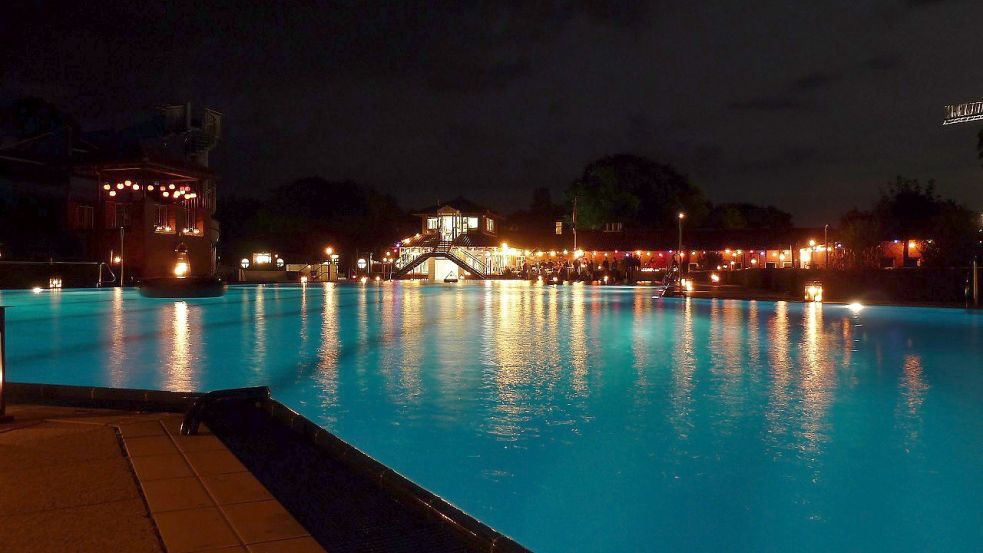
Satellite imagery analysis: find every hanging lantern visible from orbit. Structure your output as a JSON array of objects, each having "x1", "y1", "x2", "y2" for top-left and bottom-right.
[
  {"x1": 173, "y1": 242, "x2": 190, "y2": 278},
  {"x1": 116, "y1": 183, "x2": 124, "y2": 189},
  {"x1": 102, "y1": 183, "x2": 111, "y2": 190}
]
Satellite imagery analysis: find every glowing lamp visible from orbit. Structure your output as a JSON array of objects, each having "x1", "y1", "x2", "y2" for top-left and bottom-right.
[
  {"x1": 113, "y1": 256, "x2": 122, "y2": 264},
  {"x1": 116, "y1": 183, "x2": 124, "y2": 189},
  {"x1": 102, "y1": 183, "x2": 111, "y2": 190},
  {"x1": 240, "y1": 258, "x2": 250, "y2": 269},
  {"x1": 32, "y1": 286, "x2": 43, "y2": 294},
  {"x1": 804, "y1": 281, "x2": 823, "y2": 302},
  {"x1": 300, "y1": 276, "x2": 308, "y2": 284},
  {"x1": 710, "y1": 273, "x2": 720, "y2": 283},
  {"x1": 276, "y1": 258, "x2": 285, "y2": 268},
  {"x1": 147, "y1": 185, "x2": 155, "y2": 191},
  {"x1": 325, "y1": 247, "x2": 334, "y2": 256},
  {"x1": 173, "y1": 243, "x2": 190, "y2": 278},
  {"x1": 162, "y1": 191, "x2": 169, "y2": 197},
  {"x1": 132, "y1": 184, "x2": 140, "y2": 190},
  {"x1": 360, "y1": 276, "x2": 368, "y2": 284},
  {"x1": 109, "y1": 190, "x2": 117, "y2": 197},
  {"x1": 124, "y1": 180, "x2": 131, "y2": 186},
  {"x1": 847, "y1": 302, "x2": 864, "y2": 313},
  {"x1": 357, "y1": 258, "x2": 367, "y2": 270},
  {"x1": 169, "y1": 184, "x2": 176, "y2": 190}
]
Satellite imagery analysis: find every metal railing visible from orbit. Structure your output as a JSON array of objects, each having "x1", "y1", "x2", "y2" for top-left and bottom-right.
[{"x1": 450, "y1": 246, "x2": 487, "y2": 275}]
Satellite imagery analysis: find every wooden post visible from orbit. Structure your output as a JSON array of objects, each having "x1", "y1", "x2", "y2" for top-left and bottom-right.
[
  {"x1": 974, "y1": 260, "x2": 979, "y2": 308},
  {"x1": 0, "y1": 306, "x2": 9, "y2": 421}
]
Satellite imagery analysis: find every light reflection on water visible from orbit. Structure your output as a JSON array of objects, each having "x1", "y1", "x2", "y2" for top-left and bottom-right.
[{"x1": 3, "y1": 283, "x2": 983, "y2": 552}]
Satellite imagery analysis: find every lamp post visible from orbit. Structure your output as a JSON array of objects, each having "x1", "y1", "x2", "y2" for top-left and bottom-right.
[
  {"x1": 678, "y1": 212, "x2": 685, "y2": 273},
  {"x1": 824, "y1": 224, "x2": 830, "y2": 269},
  {"x1": 119, "y1": 226, "x2": 124, "y2": 287}
]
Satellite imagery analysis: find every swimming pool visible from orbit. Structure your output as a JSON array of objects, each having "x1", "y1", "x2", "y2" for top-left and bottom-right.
[{"x1": 2, "y1": 283, "x2": 981, "y2": 552}]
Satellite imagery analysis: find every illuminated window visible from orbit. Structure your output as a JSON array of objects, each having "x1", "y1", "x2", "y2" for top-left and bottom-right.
[
  {"x1": 253, "y1": 252, "x2": 273, "y2": 265},
  {"x1": 468, "y1": 217, "x2": 479, "y2": 229},
  {"x1": 486, "y1": 218, "x2": 495, "y2": 232},
  {"x1": 603, "y1": 222, "x2": 623, "y2": 232},
  {"x1": 427, "y1": 217, "x2": 438, "y2": 230},
  {"x1": 555, "y1": 221, "x2": 563, "y2": 235},
  {"x1": 154, "y1": 204, "x2": 174, "y2": 232}
]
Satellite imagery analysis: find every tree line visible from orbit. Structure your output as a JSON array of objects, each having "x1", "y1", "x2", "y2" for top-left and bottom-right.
[{"x1": 217, "y1": 152, "x2": 981, "y2": 269}]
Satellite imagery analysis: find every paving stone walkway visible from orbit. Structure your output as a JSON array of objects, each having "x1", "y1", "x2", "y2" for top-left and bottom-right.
[{"x1": 0, "y1": 404, "x2": 325, "y2": 553}]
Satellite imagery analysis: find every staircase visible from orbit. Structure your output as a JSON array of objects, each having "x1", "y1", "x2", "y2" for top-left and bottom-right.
[{"x1": 393, "y1": 239, "x2": 487, "y2": 279}]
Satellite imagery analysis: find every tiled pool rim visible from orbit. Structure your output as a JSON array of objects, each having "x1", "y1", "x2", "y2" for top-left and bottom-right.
[{"x1": 6, "y1": 381, "x2": 531, "y2": 553}]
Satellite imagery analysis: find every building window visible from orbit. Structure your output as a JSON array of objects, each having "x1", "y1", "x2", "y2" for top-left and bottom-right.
[
  {"x1": 74, "y1": 205, "x2": 94, "y2": 229},
  {"x1": 107, "y1": 203, "x2": 130, "y2": 228},
  {"x1": 468, "y1": 217, "x2": 478, "y2": 229},
  {"x1": 427, "y1": 217, "x2": 439, "y2": 230},
  {"x1": 154, "y1": 204, "x2": 174, "y2": 233},
  {"x1": 555, "y1": 221, "x2": 563, "y2": 235},
  {"x1": 486, "y1": 218, "x2": 495, "y2": 232},
  {"x1": 603, "y1": 222, "x2": 623, "y2": 232}
]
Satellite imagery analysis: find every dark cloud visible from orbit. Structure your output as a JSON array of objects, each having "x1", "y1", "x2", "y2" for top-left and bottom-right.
[
  {"x1": 861, "y1": 53, "x2": 903, "y2": 71},
  {"x1": 906, "y1": 0, "x2": 951, "y2": 7},
  {"x1": 727, "y1": 96, "x2": 809, "y2": 112},
  {"x1": 793, "y1": 72, "x2": 844, "y2": 91},
  {"x1": 733, "y1": 147, "x2": 822, "y2": 174}
]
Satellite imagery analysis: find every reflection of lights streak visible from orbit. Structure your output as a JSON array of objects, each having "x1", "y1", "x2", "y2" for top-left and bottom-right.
[
  {"x1": 798, "y1": 302, "x2": 833, "y2": 456},
  {"x1": 316, "y1": 283, "x2": 339, "y2": 415},
  {"x1": 169, "y1": 301, "x2": 191, "y2": 389},
  {"x1": 897, "y1": 353, "x2": 928, "y2": 449},
  {"x1": 670, "y1": 297, "x2": 696, "y2": 439},
  {"x1": 109, "y1": 287, "x2": 125, "y2": 387}
]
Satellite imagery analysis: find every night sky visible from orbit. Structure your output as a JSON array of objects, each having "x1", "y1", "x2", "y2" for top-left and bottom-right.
[{"x1": 3, "y1": 1, "x2": 982, "y2": 225}]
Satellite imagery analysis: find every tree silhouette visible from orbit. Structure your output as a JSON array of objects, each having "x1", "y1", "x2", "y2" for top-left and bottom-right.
[{"x1": 566, "y1": 155, "x2": 709, "y2": 230}]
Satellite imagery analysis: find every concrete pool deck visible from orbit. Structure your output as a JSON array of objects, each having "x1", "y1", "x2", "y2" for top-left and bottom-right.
[
  {"x1": 0, "y1": 383, "x2": 530, "y2": 553},
  {"x1": 0, "y1": 403, "x2": 324, "y2": 553}
]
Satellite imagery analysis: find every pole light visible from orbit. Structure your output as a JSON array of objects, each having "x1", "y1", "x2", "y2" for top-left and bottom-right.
[
  {"x1": 824, "y1": 224, "x2": 830, "y2": 269},
  {"x1": 678, "y1": 212, "x2": 685, "y2": 273}
]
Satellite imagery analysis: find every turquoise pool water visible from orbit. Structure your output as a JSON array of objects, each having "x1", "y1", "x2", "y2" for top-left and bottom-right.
[{"x1": 2, "y1": 283, "x2": 981, "y2": 552}]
